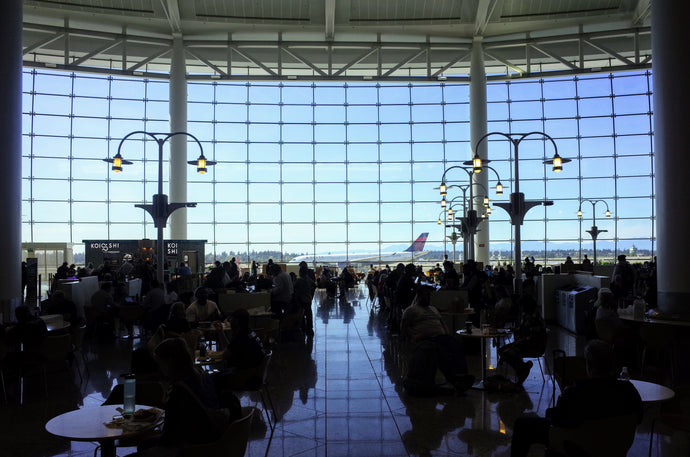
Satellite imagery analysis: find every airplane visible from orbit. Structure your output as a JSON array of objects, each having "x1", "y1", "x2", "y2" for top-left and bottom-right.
[{"x1": 290, "y1": 233, "x2": 429, "y2": 266}]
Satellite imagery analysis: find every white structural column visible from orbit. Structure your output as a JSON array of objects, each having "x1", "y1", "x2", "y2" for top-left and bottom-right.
[
  {"x1": 169, "y1": 34, "x2": 188, "y2": 239},
  {"x1": 470, "y1": 37, "x2": 489, "y2": 265},
  {"x1": 0, "y1": 1, "x2": 23, "y2": 321},
  {"x1": 652, "y1": 2, "x2": 690, "y2": 316}
]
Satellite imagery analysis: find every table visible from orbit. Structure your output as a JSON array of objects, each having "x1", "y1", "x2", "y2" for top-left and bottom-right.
[
  {"x1": 45, "y1": 404, "x2": 163, "y2": 457},
  {"x1": 46, "y1": 321, "x2": 71, "y2": 333},
  {"x1": 620, "y1": 313, "x2": 690, "y2": 327},
  {"x1": 630, "y1": 379, "x2": 675, "y2": 404},
  {"x1": 457, "y1": 327, "x2": 512, "y2": 389}
]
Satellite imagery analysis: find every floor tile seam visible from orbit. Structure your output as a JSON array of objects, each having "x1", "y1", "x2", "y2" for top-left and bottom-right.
[{"x1": 348, "y1": 306, "x2": 412, "y2": 457}]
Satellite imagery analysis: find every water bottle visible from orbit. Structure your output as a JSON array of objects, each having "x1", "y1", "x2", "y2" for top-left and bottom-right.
[
  {"x1": 123, "y1": 374, "x2": 136, "y2": 417},
  {"x1": 199, "y1": 337, "x2": 207, "y2": 357},
  {"x1": 618, "y1": 366, "x2": 630, "y2": 381}
]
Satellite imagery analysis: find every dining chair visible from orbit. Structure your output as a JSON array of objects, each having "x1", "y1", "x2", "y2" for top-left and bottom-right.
[
  {"x1": 221, "y1": 352, "x2": 276, "y2": 432},
  {"x1": 548, "y1": 413, "x2": 638, "y2": 457},
  {"x1": 178, "y1": 408, "x2": 253, "y2": 457}
]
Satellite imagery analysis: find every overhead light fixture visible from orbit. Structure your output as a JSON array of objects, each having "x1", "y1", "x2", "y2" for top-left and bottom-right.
[
  {"x1": 483, "y1": 196, "x2": 489, "y2": 207},
  {"x1": 577, "y1": 209, "x2": 583, "y2": 218},
  {"x1": 188, "y1": 153, "x2": 217, "y2": 174},
  {"x1": 439, "y1": 182, "x2": 447, "y2": 196},
  {"x1": 448, "y1": 208, "x2": 453, "y2": 220},
  {"x1": 437, "y1": 218, "x2": 442, "y2": 225},
  {"x1": 441, "y1": 198, "x2": 447, "y2": 209},
  {"x1": 103, "y1": 152, "x2": 132, "y2": 172},
  {"x1": 495, "y1": 181, "x2": 503, "y2": 195},
  {"x1": 472, "y1": 153, "x2": 482, "y2": 173},
  {"x1": 545, "y1": 152, "x2": 571, "y2": 173},
  {"x1": 605, "y1": 210, "x2": 611, "y2": 218}
]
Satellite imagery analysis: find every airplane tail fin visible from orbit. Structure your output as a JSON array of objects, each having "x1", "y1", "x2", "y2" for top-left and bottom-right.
[{"x1": 404, "y1": 233, "x2": 429, "y2": 252}]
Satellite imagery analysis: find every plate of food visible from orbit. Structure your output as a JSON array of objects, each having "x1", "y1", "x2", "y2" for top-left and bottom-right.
[{"x1": 132, "y1": 408, "x2": 162, "y2": 423}]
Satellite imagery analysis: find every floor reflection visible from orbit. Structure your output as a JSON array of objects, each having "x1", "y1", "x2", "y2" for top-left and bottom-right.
[{"x1": 4, "y1": 284, "x2": 678, "y2": 457}]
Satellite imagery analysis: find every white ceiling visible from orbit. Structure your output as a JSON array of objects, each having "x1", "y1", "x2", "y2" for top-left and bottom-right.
[{"x1": 22, "y1": 0, "x2": 652, "y2": 80}]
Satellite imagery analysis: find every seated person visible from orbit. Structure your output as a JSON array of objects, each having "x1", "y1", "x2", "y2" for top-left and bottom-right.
[
  {"x1": 214, "y1": 309, "x2": 266, "y2": 371},
  {"x1": 595, "y1": 288, "x2": 622, "y2": 332},
  {"x1": 498, "y1": 279, "x2": 546, "y2": 385},
  {"x1": 44, "y1": 290, "x2": 81, "y2": 327},
  {"x1": 88, "y1": 282, "x2": 117, "y2": 319},
  {"x1": 176, "y1": 261, "x2": 192, "y2": 276},
  {"x1": 185, "y1": 288, "x2": 221, "y2": 324},
  {"x1": 165, "y1": 302, "x2": 192, "y2": 336},
  {"x1": 510, "y1": 339, "x2": 642, "y2": 457},
  {"x1": 400, "y1": 286, "x2": 474, "y2": 395},
  {"x1": 135, "y1": 338, "x2": 240, "y2": 453},
  {"x1": 491, "y1": 284, "x2": 513, "y2": 328},
  {"x1": 3, "y1": 305, "x2": 48, "y2": 354}
]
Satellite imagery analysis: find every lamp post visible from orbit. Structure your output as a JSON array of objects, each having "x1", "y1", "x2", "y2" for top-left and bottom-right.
[
  {"x1": 577, "y1": 199, "x2": 611, "y2": 265},
  {"x1": 437, "y1": 210, "x2": 448, "y2": 258},
  {"x1": 440, "y1": 166, "x2": 501, "y2": 262},
  {"x1": 470, "y1": 131, "x2": 569, "y2": 294},
  {"x1": 104, "y1": 131, "x2": 216, "y2": 283},
  {"x1": 443, "y1": 184, "x2": 490, "y2": 263}
]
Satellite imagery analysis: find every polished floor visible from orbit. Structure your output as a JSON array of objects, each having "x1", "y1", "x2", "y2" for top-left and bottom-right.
[{"x1": 4, "y1": 285, "x2": 687, "y2": 457}]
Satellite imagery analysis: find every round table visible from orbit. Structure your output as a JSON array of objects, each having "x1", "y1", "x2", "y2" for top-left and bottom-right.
[
  {"x1": 457, "y1": 327, "x2": 512, "y2": 389},
  {"x1": 45, "y1": 404, "x2": 163, "y2": 457},
  {"x1": 629, "y1": 379, "x2": 675, "y2": 403}
]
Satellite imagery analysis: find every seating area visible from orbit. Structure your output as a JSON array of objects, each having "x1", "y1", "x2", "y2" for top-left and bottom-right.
[{"x1": 3, "y1": 284, "x2": 688, "y2": 457}]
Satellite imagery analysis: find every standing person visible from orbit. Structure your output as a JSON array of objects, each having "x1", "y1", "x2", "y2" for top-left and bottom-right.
[
  {"x1": 294, "y1": 264, "x2": 317, "y2": 336},
  {"x1": 611, "y1": 254, "x2": 634, "y2": 301},
  {"x1": 250, "y1": 260, "x2": 259, "y2": 278},
  {"x1": 21, "y1": 261, "x2": 27, "y2": 303},
  {"x1": 582, "y1": 254, "x2": 591, "y2": 266},
  {"x1": 270, "y1": 263, "x2": 293, "y2": 318}
]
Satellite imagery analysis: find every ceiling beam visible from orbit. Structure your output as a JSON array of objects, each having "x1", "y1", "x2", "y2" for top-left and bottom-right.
[
  {"x1": 529, "y1": 43, "x2": 579, "y2": 70},
  {"x1": 128, "y1": 47, "x2": 172, "y2": 72},
  {"x1": 23, "y1": 32, "x2": 65, "y2": 55},
  {"x1": 333, "y1": 46, "x2": 379, "y2": 77},
  {"x1": 71, "y1": 39, "x2": 123, "y2": 66},
  {"x1": 160, "y1": 0, "x2": 183, "y2": 33},
  {"x1": 483, "y1": 50, "x2": 524, "y2": 75},
  {"x1": 632, "y1": 0, "x2": 651, "y2": 25},
  {"x1": 282, "y1": 46, "x2": 328, "y2": 77},
  {"x1": 583, "y1": 38, "x2": 634, "y2": 66},
  {"x1": 325, "y1": 0, "x2": 336, "y2": 40},
  {"x1": 475, "y1": 0, "x2": 502, "y2": 36}
]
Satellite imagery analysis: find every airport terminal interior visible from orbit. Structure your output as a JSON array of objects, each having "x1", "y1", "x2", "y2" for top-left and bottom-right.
[{"x1": 3, "y1": 1, "x2": 690, "y2": 457}]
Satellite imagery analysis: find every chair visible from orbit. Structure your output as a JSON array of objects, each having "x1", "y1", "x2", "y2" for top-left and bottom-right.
[
  {"x1": 221, "y1": 352, "x2": 276, "y2": 432},
  {"x1": 21, "y1": 333, "x2": 74, "y2": 401},
  {"x1": 594, "y1": 318, "x2": 617, "y2": 345},
  {"x1": 102, "y1": 380, "x2": 167, "y2": 409},
  {"x1": 117, "y1": 304, "x2": 145, "y2": 339},
  {"x1": 548, "y1": 413, "x2": 638, "y2": 457},
  {"x1": 639, "y1": 325, "x2": 676, "y2": 381},
  {"x1": 178, "y1": 408, "x2": 253, "y2": 457},
  {"x1": 521, "y1": 328, "x2": 550, "y2": 383},
  {"x1": 0, "y1": 341, "x2": 7, "y2": 403},
  {"x1": 648, "y1": 385, "x2": 690, "y2": 457},
  {"x1": 70, "y1": 324, "x2": 89, "y2": 380},
  {"x1": 551, "y1": 349, "x2": 587, "y2": 407}
]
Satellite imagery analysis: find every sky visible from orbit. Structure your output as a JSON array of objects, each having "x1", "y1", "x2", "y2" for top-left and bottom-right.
[{"x1": 21, "y1": 68, "x2": 656, "y2": 260}]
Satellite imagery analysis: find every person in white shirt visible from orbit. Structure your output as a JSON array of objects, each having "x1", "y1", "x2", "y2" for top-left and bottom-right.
[{"x1": 185, "y1": 287, "x2": 221, "y2": 323}]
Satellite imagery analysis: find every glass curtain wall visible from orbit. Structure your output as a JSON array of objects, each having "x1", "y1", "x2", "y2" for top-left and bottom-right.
[{"x1": 22, "y1": 69, "x2": 655, "y2": 265}]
